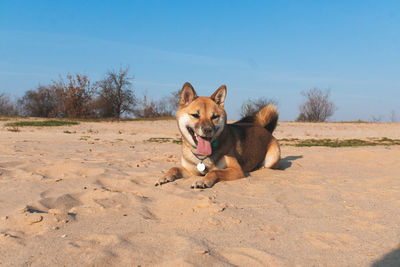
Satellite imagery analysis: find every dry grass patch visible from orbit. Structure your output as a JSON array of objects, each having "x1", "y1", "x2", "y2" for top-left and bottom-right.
[
  {"x1": 280, "y1": 137, "x2": 400, "y2": 147},
  {"x1": 5, "y1": 120, "x2": 79, "y2": 127}
]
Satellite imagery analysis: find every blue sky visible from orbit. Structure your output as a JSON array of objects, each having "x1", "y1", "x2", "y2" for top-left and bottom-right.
[{"x1": 1, "y1": 0, "x2": 399, "y2": 121}]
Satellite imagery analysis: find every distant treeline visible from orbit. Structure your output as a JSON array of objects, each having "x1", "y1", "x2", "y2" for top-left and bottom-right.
[
  {"x1": 1, "y1": 67, "x2": 352, "y2": 122},
  {"x1": 0, "y1": 67, "x2": 179, "y2": 119}
]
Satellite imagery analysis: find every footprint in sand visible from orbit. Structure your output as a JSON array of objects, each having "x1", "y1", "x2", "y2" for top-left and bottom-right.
[
  {"x1": 0, "y1": 230, "x2": 25, "y2": 247},
  {"x1": 95, "y1": 177, "x2": 139, "y2": 193},
  {"x1": 1, "y1": 193, "x2": 83, "y2": 239},
  {"x1": 67, "y1": 234, "x2": 134, "y2": 265},
  {"x1": 85, "y1": 180, "x2": 155, "y2": 221},
  {"x1": 303, "y1": 231, "x2": 358, "y2": 250},
  {"x1": 0, "y1": 160, "x2": 26, "y2": 168},
  {"x1": 0, "y1": 160, "x2": 31, "y2": 180},
  {"x1": 39, "y1": 193, "x2": 82, "y2": 211},
  {"x1": 0, "y1": 167, "x2": 11, "y2": 178},
  {"x1": 139, "y1": 206, "x2": 159, "y2": 220},
  {"x1": 216, "y1": 247, "x2": 290, "y2": 266}
]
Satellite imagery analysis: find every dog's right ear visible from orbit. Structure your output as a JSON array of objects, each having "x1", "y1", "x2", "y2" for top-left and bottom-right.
[{"x1": 180, "y1": 82, "x2": 198, "y2": 106}]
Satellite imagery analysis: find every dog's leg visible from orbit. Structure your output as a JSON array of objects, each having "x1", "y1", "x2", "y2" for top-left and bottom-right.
[
  {"x1": 191, "y1": 156, "x2": 244, "y2": 188},
  {"x1": 155, "y1": 167, "x2": 191, "y2": 186}
]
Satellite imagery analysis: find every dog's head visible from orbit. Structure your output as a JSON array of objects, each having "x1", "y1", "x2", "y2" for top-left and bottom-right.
[{"x1": 176, "y1": 82, "x2": 227, "y2": 156}]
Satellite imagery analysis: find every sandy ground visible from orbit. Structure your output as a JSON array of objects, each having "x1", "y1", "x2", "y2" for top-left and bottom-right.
[{"x1": 0, "y1": 119, "x2": 399, "y2": 266}]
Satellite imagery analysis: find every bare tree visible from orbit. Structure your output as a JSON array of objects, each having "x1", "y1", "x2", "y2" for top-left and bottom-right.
[
  {"x1": 154, "y1": 98, "x2": 173, "y2": 117},
  {"x1": 240, "y1": 97, "x2": 277, "y2": 118},
  {"x1": 55, "y1": 74, "x2": 97, "y2": 118},
  {"x1": 0, "y1": 93, "x2": 17, "y2": 116},
  {"x1": 97, "y1": 67, "x2": 136, "y2": 118},
  {"x1": 134, "y1": 91, "x2": 175, "y2": 118},
  {"x1": 19, "y1": 85, "x2": 63, "y2": 117},
  {"x1": 296, "y1": 88, "x2": 336, "y2": 122},
  {"x1": 167, "y1": 89, "x2": 181, "y2": 115}
]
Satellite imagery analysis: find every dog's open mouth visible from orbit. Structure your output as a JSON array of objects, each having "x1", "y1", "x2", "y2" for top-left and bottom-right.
[{"x1": 187, "y1": 127, "x2": 213, "y2": 156}]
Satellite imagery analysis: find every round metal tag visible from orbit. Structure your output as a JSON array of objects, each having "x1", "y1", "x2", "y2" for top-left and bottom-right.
[{"x1": 197, "y1": 162, "x2": 206, "y2": 172}]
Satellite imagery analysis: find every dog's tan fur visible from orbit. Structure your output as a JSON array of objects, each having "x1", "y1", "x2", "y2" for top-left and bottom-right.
[{"x1": 155, "y1": 82, "x2": 280, "y2": 188}]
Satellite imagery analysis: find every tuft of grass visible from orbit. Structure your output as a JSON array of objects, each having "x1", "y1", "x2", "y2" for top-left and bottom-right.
[
  {"x1": 279, "y1": 138, "x2": 299, "y2": 142},
  {"x1": 5, "y1": 120, "x2": 79, "y2": 127},
  {"x1": 376, "y1": 137, "x2": 400, "y2": 145},
  {"x1": 146, "y1": 137, "x2": 182, "y2": 144},
  {"x1": 172, "y1": 138, "x2": 182, "y2": 144},
  {"x1": 147, "y1": 137, "x2": 173, "y2": 143}
]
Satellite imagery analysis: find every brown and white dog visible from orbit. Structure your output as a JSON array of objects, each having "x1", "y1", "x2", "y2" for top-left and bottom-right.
[{"x1": 155, "y1": 82, "x2": 280, "y2": 188}]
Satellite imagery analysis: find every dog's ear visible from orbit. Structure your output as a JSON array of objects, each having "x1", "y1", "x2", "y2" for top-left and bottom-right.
[
  {"x1": 180, "y1": 82, "x2": 198, "y2": 106},
  {"x1": 210, "y1": 85, "x2": 227, "y2": 107}
]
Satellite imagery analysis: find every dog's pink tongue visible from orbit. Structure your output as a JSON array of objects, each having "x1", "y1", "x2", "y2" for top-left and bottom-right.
[{"x1": 196, "y1": 135, "x2": 212, "y2": 156}]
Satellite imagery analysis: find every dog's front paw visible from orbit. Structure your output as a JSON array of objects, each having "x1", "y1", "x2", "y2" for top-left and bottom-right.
[
  {"x1": 191, "y1": 178, "x2": 214, "y2": 189},
  {"x1": 154, "y1": 175, "x2": 175, "y2": 186}
]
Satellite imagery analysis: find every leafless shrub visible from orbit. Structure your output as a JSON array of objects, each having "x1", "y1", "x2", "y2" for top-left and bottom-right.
[
  {"x1": 97, "y1": 67, "x2": 136, "y2": 118},
  {"x1": 0, "y1": 93, "x2": 17, "y2": 116},
  {"x1": 296, "y1": 88, "x2": 336, "y2": 122},
  {"x1": 240, "y1": 97, "x2": 277, "y2": 118},
  {"x1": 133, "y1": 91, "x2": 175, "y2": 118},
  {"x1": 168, "y1": 89, "x2": 181, "y2": 115},
  {"x1": 370, "y1": 115, "x2": 382, "y2": 123}
]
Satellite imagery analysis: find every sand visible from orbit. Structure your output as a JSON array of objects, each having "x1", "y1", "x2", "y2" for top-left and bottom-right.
[{"x1": 0, "y1": 119, "x2": 399, "y2": 266}]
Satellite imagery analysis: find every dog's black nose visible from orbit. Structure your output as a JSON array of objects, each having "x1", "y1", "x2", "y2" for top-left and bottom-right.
[{"x1": 202, "y1": 126, "x2": 213, "y2": 136}]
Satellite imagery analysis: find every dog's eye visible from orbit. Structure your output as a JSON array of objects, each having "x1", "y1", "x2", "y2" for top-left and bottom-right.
[
  {"x1": 191, "y1": 113, "x2": 200, "y2": 118},
  {"x1": 211, "y1": 115, "x2": 220, "y2": 120}
]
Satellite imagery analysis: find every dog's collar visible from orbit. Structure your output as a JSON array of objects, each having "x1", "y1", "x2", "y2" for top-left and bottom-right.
[
  {"x1": 190, "y1": 140, "x2": 218, "y2": 173},
  {"x1": 191, "y1": 140, "x2": 218, "y2": 150}
]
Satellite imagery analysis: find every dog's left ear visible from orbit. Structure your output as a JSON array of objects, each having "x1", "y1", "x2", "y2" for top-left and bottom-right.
[{"x1": 210, "y1": 85, "x2": 227, "y2": 107}]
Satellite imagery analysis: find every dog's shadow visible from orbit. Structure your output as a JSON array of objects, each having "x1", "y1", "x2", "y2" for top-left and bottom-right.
[
  {"x1": 248, "y1": 155, "x2": 303, "y2": 176},
  {"x1": 279, "y1": 155, "x2": 303, "y2": 170}
]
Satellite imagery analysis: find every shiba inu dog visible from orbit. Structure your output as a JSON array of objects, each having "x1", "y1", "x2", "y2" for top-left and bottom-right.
[{"x1": 155, "y1": 82, "x2": 280, "y2": 188}]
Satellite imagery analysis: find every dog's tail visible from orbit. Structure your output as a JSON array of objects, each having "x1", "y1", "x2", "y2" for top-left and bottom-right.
[
  {"x1": 254, "y1": 104, "x2": 279, "y2": 133},
  {"x1": 236, "y1": 104, "x2": 279, "y2": 133}
]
